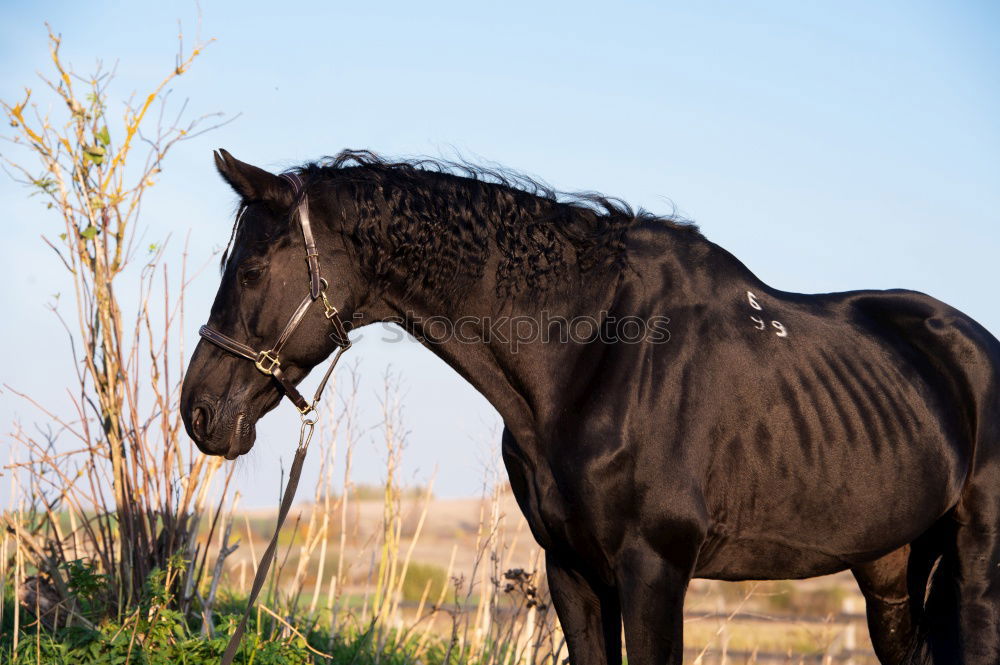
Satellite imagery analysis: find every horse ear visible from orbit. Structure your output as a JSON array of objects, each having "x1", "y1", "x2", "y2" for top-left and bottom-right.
[{"x1": 213, "y1": 149, "x2": 294, "y2": 209}]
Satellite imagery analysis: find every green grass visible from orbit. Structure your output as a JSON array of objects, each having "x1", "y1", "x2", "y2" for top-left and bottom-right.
[
  {"x1": 2, "y1": 559, "x2": 448, "y2": 665},
  {"x1": 1, "y1": 588, "x2": 452, "y2": 665}
]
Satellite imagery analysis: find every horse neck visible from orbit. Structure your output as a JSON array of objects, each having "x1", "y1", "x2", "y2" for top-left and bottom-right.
[{"x1": 380, "y1": 271, "x2": 621, "y2": 435}]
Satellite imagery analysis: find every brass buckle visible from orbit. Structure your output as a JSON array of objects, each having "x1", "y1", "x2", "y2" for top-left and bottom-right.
[
  {"x1": 254, "y1": 350, "x2": 280, "y2": 375},
  {"x1": 318, "y1": 281, "x2": 339, "y2": 320}
]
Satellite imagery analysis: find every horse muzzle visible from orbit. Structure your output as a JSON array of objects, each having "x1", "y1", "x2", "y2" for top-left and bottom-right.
[{"x1": 183, "y1": 396, "x2": 258, "y2": 459}]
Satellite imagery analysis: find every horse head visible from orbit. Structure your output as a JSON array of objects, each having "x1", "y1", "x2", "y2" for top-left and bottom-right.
[{"x1": 180, "y1": 150, "x2": 361, "y2": 458}]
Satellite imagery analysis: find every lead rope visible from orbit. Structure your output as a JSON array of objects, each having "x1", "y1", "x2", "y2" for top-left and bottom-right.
[{"x1": 219, "y1": 343, "x2": 350, "y2": 665}]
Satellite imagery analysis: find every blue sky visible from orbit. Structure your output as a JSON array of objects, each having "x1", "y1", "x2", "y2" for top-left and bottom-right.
[{"x1": 2, "y1": 1, "x2": 998, "y2": 504}]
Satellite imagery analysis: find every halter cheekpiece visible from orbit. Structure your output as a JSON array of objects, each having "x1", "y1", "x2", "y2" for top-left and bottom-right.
[{"x1": 197, "y1": 172, "x2": 352, "y2": 415}]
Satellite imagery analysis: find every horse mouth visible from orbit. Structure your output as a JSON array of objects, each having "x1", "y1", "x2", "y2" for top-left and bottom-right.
[{"x1": 223, "y1": 412, "x2": 255, "y2": 460}]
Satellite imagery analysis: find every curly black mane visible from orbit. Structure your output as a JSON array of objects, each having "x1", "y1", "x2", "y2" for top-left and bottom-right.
[{"x1": 245, "y1": 150, "x2": 697, "y2": 301}]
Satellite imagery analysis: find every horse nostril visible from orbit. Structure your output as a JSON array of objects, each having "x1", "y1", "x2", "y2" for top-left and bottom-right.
[{"x1": 191, "y1": 404, "x2": 214, "y2": 442}]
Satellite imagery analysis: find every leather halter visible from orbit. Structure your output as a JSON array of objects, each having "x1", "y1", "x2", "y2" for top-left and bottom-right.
[{"x1": 198, "y1": 174, "x2": 352, "y2": 414}]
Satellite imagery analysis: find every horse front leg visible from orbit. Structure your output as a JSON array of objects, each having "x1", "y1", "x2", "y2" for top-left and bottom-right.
[
  {"x1": 546, "y1": 553, "x2": 622, "y2": 665},
  {"x1": 615, "y1": 540, "x2": 698, "y2": 665}
]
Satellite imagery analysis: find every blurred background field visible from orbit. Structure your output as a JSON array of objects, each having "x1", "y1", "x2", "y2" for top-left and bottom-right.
[{"x1": 230, "y1": 486, "x2": 882, "y2": 664}]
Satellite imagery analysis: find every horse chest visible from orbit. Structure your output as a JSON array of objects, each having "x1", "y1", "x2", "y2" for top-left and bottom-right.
[{"x1": 500, "y1": 429, "x2": 601, "y2": 554}]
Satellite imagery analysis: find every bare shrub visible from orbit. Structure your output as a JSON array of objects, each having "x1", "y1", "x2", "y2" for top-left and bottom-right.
[{"x1": 1, "y1": 24, "x2": 234, "y2": 628}]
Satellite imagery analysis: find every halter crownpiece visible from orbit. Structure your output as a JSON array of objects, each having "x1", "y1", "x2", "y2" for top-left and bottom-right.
[
  {"x1": 282, "y1": 172, "x2": 323, "y2": 299},
  {"x1": 197, "y1": 173, "x2": 351, "y2": 415}
]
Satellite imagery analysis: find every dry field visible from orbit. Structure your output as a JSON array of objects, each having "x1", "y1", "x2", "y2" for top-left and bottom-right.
[{"x1": 227, "y1": 493, "x2": 879, "y2": 664}]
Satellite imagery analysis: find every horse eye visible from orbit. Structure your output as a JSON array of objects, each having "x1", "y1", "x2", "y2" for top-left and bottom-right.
[{"x1": 240, "y1": 266, "x2": 265, "y2": 285}]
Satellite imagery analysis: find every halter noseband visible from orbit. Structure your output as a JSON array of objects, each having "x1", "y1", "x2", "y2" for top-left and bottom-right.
[{"x1": 198, "y1": 173, "x2": 352, "y2": 415}]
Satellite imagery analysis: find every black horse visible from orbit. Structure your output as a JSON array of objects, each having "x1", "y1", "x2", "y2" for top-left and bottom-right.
[{"x1": 181, "y1": 149, "x2": 1000, "y2": 665}]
